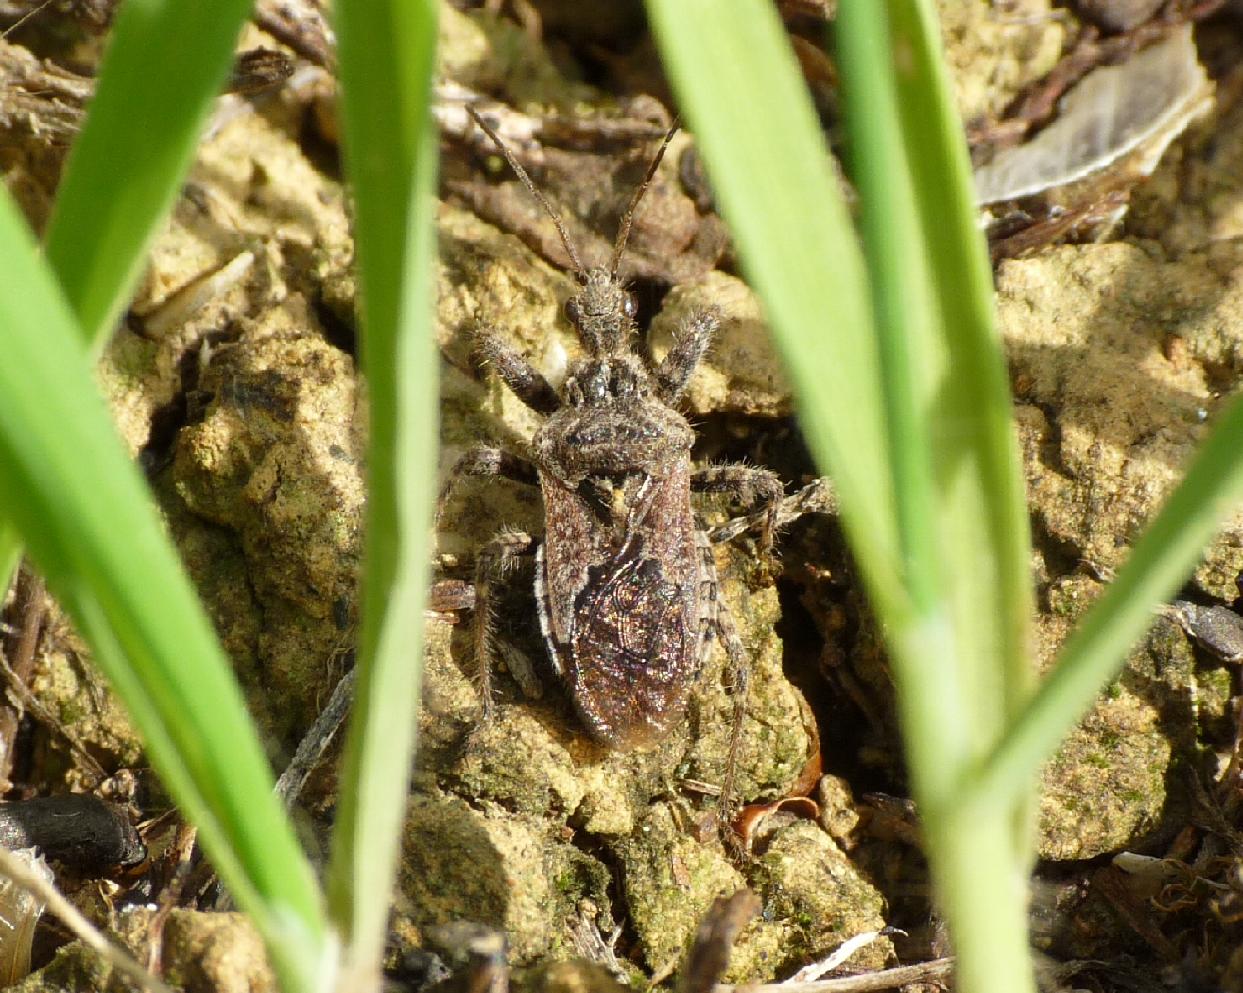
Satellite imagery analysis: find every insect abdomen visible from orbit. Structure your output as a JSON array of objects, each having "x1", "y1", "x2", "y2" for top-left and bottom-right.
[{"x1": 536, "y1": 463, "x2": 701, "y2": 746}]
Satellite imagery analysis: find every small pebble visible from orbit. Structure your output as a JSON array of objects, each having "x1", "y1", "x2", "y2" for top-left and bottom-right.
[{"x1": 1168, "y1": 601, "x2": 1243, "y2": 664}]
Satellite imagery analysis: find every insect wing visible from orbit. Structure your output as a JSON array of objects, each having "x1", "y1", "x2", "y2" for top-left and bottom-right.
[{"x1": 537, "y1": 466, "x2": 701, "y2": 746}]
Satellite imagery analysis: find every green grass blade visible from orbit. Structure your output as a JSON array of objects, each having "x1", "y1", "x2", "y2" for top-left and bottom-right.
[
  {"x1": 885, "y1": 0, "x2": 1034, "y2": 727},
  {"x1": 644, "y1": 0, "x2": 904, "y2": 620},
  {"x1": 653, "y1": 4, "x2": 1040, "y2": 989},
  {"x1": 44, "y1": 0, "x2": 253, "y2": 347},
  {"x1": 832, "y1": 4, "x2": 976, "y2": 799},
  {"x1": 834, "y1": 8, "x2": 1039, "y2": 989},
  {"x1": 835, "y1": 0, "x2": 939, "y2": 615},
  {"x1": 0, "y1": 189, "x2": 329, "y2": 993},
  {"x1": 326, "y1": 0, "x2": 439, "y2": 978},
  {"x1": 835, "y1": 0, "x2": 1034, "y2": 792},
  {"x1": 969, "y1": 389, "x2": 1243, "y2": 812},
  {"x1": 0, "y1": 528, "x2": 19, "y2": 614},
  {"x1": 3, "y1": 0, "x2": 252, "y2": 689}
]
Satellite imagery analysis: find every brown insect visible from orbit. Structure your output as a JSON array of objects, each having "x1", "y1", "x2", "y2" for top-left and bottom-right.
[{"x1": 441, "y1": 105, "x2": 786, "y2": 811}]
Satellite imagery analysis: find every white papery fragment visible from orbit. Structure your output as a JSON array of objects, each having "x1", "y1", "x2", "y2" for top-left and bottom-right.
[
  {"x1": 975, "y1": 25, "x2": 1211, "y2": 205},
  {"x1": 0, "y1": 848, "x2": 51, "y2": 984}
]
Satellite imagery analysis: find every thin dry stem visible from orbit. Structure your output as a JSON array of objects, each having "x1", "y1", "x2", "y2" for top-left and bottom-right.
[
  {"x1": 0, "y1": 845, "x2": 175, "y2": 993},
  {"x1": 715, "y1": 957, "x2": 953, "y2": 993}
]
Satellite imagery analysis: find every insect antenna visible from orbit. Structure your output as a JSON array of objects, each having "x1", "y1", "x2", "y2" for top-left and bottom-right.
[
  {"x1": 610, "y1": 117, "x2": 680, "y2": 278},
  {"x1": 466, "y1": 105, "x2": 586, "y2": 277}
]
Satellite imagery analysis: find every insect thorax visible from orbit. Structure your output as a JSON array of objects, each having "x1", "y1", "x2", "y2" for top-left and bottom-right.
[{"x1": 535, "y1": 357, "x2": 695, "y2": 482}]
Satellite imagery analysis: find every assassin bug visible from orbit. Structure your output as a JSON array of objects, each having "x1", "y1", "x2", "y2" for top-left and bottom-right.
[{"x1": 440, "y1": 105, "x2": 785, "y2": 813}]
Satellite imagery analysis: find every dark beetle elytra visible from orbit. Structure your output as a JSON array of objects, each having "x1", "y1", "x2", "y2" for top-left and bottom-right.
[
  {"x1": 0, "y1": 794, "x2": 145, "y2": 874},
  {"x1": 443, "y1": 106, "x2": 783, "y2": 755}
]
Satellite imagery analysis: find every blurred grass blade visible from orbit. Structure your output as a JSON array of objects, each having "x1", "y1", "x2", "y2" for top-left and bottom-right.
[
  {"x1": 836, "y1": 4, "x2": 1038, "y2": 990},
  {"x1": 0, "y1": 190, "x2": 329, "y2": 993},
  {"x1": 970, "y1": 389, "x2": 1243, "y2": 811},
  {"x1": 835, "y1": 1, "x2": 937, "y2": 610},
  {"x1": 2, "y1": 0, "x2": 253, "y2": 689},
  {"x1": 326, "y1": 0, "x2": 439, "y2": 979},
  {"x1": 44, "y1": 0, "x2": 253, "y2": 347},
  {"x1": 835, "y1": 0, "x2": 1034, "y2": 788},
  {"x1": 883, "y1": 0, "x2": 1034, "y2": 730},
  {"x1": 833, "y1": 1, "x2": 954, "y2": 751},
  {"x1": 644, "y1": 0, "x2": 903, "y2": 620},
  {"x1": 0, "y1": 529, "x2": 18, "y2": 613},
  {"x1": 652, "y1": 3, "x2": 1040, "y2": 989}
]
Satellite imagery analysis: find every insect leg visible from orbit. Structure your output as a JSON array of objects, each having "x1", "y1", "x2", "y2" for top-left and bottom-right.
[
  {"x1": 706, "y1": 476, "x2": 836, "y2": 547},
  {"x1": 697, "y1": 534, "x2": 750, "y2": 838},
  {"x1": 716, "y1": 610, "x2": 750, "y2": 829},
  {"x1": 472, "y1": 529, "x2": 537, "y2": 723},
  {"x1": 692, "y1": 464, "x2": 783, "y2": 557},
  {"x1": 653, "y1": 309, "x2": 717, "y2": 404},
  {"x1": 426, "y1": 578, "x2": 476, "y2": 619},
  {"x1": 436, "y1": 446, "x2": 538, "y2": 525},
  {"x1": 475, "y1": 326, "x2": 561, "y2": 415}
]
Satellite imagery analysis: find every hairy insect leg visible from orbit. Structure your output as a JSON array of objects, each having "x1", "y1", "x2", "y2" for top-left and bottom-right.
[
  {"x1": 653, "y1": 309, "x2": 717, "y2": 404},
  {"x1": 436, "y1": 446, "x2": 538, "y2": 525},
  {"x1": 706, "y1": 476, "x2": 835, "y2": 546},
  {"x1": 471, "y1": 529, "x2": 538, "y2": 723},
  {"x1": 695, "y1": 534, "x2": 750, "y2": 845},
  {"x1": 714, "y1": 602, "x2": 750, "y2": 831},
  {"x1": 692, "y1": 464, "x2": 783, "y2": 557},
  {"x1": 474, "y1": 326, "x2": 561, "y2": 415}
]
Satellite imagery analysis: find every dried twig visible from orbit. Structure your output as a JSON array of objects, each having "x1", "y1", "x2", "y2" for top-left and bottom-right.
[
  {"x1": 274, "y1": 660, "x2": 355, "y2": 808},
  {"x1": 145, "y1": 821, "x2": 199, "y2": 976},
  {"x1": 787, "y1": 931, "x2": 906, "y2": 983},
  {"x1": 0, "y1": 0, "x2": 53, "y2": 39},
  {"x1": 715, "y1": 957, "x2": 954, "y2": 993},
  {"x1": 0, "y1": 37, "x2": 91, "y2": 145},
  {"x1": 0, "y1": 564, "x2": 45, "y2": 786},
  {"x1": 0, "y1": 648, "x2": 108, "y2": 783},
  {"x1": 252, "y1": 0, "x2": 335, "y2": 69},
  {"x1": 0, "y1": 844, "x2": 175, "y2": 993}
]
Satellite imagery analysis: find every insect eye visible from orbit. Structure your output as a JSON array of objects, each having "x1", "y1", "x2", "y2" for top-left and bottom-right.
[
  {"x1": 623, "y1": 293, "x2": 637, "y2": 319},
  {"x1": 564, "y1": 298, "x2": 583, "y2": 325}
]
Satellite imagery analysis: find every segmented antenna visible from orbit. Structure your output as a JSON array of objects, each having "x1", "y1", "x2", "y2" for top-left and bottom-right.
[
  {"x1": 610, "y1": 117, "x2": 680, "y2": 278},
  {"x1": 466, "y1": 105, "x2": 586, "y2": 277}
]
